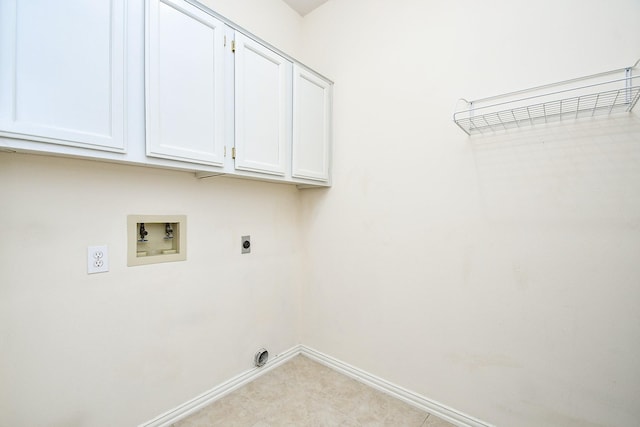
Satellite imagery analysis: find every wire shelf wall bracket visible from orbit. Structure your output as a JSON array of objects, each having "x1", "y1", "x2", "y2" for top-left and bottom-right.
[{"x1": 453, "y1": 58, "x2": 640, "y2": 136}]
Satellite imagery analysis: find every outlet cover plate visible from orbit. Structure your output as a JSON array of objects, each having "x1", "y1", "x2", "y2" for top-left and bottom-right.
[
  {"x1": 88, "y1": 245, "x2": 109, "y2": 274},
  {"x1": 241, "y1": 235, "x2": 251, "y2": 254}
]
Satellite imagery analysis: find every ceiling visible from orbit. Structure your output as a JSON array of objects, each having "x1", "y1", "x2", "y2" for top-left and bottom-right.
[{"x1": 281, "y1": 0, "x2": 330, "y2": 16}]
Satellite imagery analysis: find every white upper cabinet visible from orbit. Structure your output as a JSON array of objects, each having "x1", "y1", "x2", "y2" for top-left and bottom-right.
[
  {"x1": 0, "y1": 0, "x2": 332, "y2": 186},
  {"x1": 145, "y1": 0, "x2": 225, "y2": 166},
  {"x1": 0, "y1": 0, "x2": 126, "y2": 152},
  {"x1": 292, "y1": 65, "x2": 332, "y2": 182},
  {"x1": 233, "y1": 32, "x2": 292, "y2": 176}
]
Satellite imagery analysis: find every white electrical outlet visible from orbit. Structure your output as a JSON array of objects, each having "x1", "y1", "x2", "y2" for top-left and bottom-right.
[{"x1": 88, "y1": 245, "x2": 109, "y2": 274}]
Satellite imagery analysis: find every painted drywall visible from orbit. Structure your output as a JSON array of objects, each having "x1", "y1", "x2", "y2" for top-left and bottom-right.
[
  {"x1": 0, "y1": 154, "x2": 305, "y2": 426},
  {"x1": 0, "y1": 1, "x2": 304, "y2": 425},
  {"x1": 298, "y1": 1, "x2": 640, "y2": 427}
]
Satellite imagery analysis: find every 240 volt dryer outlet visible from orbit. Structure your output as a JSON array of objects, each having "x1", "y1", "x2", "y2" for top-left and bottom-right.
[{"x1": 241, "y1": 236, "x2": 250, "y2": 254}]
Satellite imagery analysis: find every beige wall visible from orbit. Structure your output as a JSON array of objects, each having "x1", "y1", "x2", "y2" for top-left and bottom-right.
[
  {"x1": 0, "y1": 154, "x2": 305, "y2": 426},
  {"x1": 299, "y1": 1, "x2": 640, "y2": 426}
]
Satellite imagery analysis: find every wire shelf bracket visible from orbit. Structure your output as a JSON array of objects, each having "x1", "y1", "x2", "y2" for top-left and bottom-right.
[{"x1": 453, "y1": 58, "x2": 640, "y2": 136}]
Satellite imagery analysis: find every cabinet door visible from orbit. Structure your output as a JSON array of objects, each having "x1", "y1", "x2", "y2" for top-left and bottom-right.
[
  {"x1": 0, "y1": 0, "x2": 126, "y2": 151},
  {"x1": 292, "y1": 65, "x2": 332, "y2": 182},
  {"x1": 146, "y1": 0, "x2": 225, "y2": 166},
  {"x1": 234, "y1": 32, "x2": 291, "y2": 176}
]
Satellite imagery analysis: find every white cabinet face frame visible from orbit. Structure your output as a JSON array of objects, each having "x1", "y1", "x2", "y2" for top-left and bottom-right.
[
  {"x1": 292, "y1": 65, "x2": 332, "y2": 182},
  {"x1": 233, "y1": 31, "x2": 292, "y2": 177},
  {"x1": 0, "y1": 0, "x2": 126, "y2": 152},
  {"x1": 145, "y1": 0, "x2": 226, "y2": 166}
]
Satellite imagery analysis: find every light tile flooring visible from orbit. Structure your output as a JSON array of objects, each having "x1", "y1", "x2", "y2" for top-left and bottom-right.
[{"x1": 173, "y1": 355, "x2": 457, "y2": 427}]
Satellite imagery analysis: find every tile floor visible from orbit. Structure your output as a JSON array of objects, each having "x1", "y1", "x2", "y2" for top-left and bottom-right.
[{"x1": 173, "y1": 355, "x2": 457, "y2": 427}]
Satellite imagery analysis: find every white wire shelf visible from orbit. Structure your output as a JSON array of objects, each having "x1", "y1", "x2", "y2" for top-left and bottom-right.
[{"x1": 454, "y1": 59, "x2": 640, "y2": 136}]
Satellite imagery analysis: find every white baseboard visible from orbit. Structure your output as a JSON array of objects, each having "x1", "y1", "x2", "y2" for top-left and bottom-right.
[
  {"x1": 299, "y1": 346, "x2": 494, "y2": 427},
  {"x1": 139, "y1": 344, "x2": 493, "y2": 427},
  {"x1": 138, "y1": 345, "x2": 304, "y2": 427}
]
